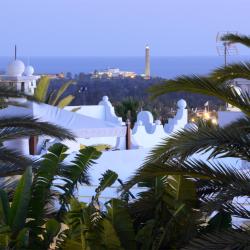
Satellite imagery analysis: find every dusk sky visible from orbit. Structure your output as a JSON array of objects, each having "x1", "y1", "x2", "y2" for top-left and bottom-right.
[{"x1": 0, "y1": 0, "x2": 249, "y2": 57}]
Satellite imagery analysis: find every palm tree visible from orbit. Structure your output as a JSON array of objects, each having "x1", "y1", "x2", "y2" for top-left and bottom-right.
[
  {"x1": 124, "y1": 33, "x2": 250, "y2": 248},
  {"x1": 35, "y1": 76, "x2": 75, "y2": 108},
  {"x1": 115, "y1": 97, "x2": 140, "y2": 126},
  {"x1": 0, "y1": 87, "x2": 74, "y2": 177}
]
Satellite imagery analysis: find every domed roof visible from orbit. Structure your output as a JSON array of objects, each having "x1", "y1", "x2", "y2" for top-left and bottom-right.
[
  {"x1": 7, "y1": 60, "x2": 25, "y2": 76},
  {"x1": 24, "y1": 65, "x2": 34, "y2": 76},
  {"x1": 177, "y1": 99, "x2": 187, "y2": 109}
]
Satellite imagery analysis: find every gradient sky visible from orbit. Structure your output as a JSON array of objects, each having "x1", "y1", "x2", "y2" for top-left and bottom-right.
[{"x1": 0, "y1": 0, "x2": 249, "y2": 57}]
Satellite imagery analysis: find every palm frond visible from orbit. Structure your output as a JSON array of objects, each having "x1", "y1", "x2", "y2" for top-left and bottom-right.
[
  {"x1": 211, "y1": 62, "x2": 250, "y2": 82},
  {"x1": 183, "y1": 229, "x2": 250, "y2": 250},
  {"x1": 57, "y1": 95, "x2": 75, "y2": 108},
  {"x1": 124, "y1": 159, "x2": 250, "y2": 192},
  {"x1": 144, "y1": 118, "x2": 250, "y2": 165},
  {"x1": 0, "y1": 177, "x2": 18, "y2": 191},
  {"x1": 34, "y1": 76, "x2": 50, "y2": 102},
  {"x1": 0, "y1": 116, "x2": 75, "y2": 141},
  {"x1": 200, "y1": 187, "x2": 250, "y2": 217},
  {"x1": 219, "y1": 202, "x2": 250, "y2": 220},
  {"x1": 149, "y1": 76, "x2": 250, "y2": 116},
  {"x1": 0, "y1": 147, "x2": 32, "y2": 176},
  {"x1": 221, "y1": 33, "x2": 250, "y2": 48}
]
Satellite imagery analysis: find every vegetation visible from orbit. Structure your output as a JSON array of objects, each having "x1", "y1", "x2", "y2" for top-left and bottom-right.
[
  {"x1": 49, "y1": 76, "x2": 223, "y2": 122},
  {"x1": 0, "y1": 143, "x2": 102, "y2": 249},
  {"x1": 35, "y1": 77, "x2": 75, "y2": 108},
  {"x1": 123, "y1": 33, "x2": 250, "y2": 248},
  {"x1": 0, "y1": 33, "x2": 250, "y2": 249},
  {"x1": 0, "y1": 88, "x2": 74, "y2": 177},
  {"x1": 115, "y1": 97, "x2": 140, "y2": 126}
]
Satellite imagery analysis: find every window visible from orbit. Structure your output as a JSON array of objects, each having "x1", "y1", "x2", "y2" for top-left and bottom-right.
[{"x1": 21, "y1": 82, "x2": 25, "y2": 92}]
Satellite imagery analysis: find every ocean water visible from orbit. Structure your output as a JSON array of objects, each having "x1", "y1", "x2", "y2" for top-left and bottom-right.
[{"x1": 0, "y1": 55, "x2": 249, "y2": 79}]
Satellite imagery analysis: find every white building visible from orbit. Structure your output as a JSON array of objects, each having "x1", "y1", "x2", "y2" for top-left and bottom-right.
[
  {"x1": 0, "y1": 60, "x2": 248, "y2": 211},
  {"x1": 92, "y1": 68, "x2": 136, "y2": 79},
  {"x1": 0, "y1": 59, "x2": 39, "y2": 95}
]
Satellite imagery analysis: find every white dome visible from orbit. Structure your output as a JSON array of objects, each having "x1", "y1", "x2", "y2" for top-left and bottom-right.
[
  {"x1": 102, "y1": 96, "x2": 109, "y2": 101},
  {"x1": 24, "y1": 65, "x2": 34, "y2": 76},
  {"x1": 177, "y1": 99, "x2": 187, "y2": 109},
  {"x1": 7, "y1": 60, "x2": 25, "y2": 76}
]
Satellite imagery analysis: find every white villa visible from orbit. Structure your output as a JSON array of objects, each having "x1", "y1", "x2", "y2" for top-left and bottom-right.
[
  {"x1": 0, "y1": 59, "x2": 39, "y2": 95},
  {"x1": 0, "y1": 59, "x2": 249, "y2": 204}
]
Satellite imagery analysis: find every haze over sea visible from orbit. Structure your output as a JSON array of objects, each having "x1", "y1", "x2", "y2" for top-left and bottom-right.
[{"x1": 0, "y1": 56, "x2": 249, "y2": 79}]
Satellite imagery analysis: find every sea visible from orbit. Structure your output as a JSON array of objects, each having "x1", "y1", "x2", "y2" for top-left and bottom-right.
[{"x1": 0, "y1": 55, "x2": 249, "y2": 79}]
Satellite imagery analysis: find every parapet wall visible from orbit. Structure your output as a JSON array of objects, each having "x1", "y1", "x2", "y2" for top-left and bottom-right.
[{"x1": 131, "y1": 99, "x2": 188, "y2": 148}]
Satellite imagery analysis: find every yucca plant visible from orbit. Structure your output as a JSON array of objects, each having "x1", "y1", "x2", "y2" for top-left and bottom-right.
[
  {"x1": 34, "y1": 76, "x2": 75, "y2": 108},
  {"x1": 124, "y1": 33, "x2": 250, "y2": 249}
]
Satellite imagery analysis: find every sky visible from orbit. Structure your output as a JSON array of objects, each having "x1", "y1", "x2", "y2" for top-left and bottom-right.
[{"x1": 0, "y1": 0, "x2": 249, "y2": 57}]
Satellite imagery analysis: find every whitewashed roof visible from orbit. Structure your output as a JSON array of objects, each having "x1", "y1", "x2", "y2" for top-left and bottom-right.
[{"x1": 0, "y1": 102, "x2": 126, "y2": 138}]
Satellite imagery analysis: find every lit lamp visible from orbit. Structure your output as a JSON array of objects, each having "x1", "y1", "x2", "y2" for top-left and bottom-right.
[
  {"x1": 211, "y1": 118, "x2": 218, "y2": 125},
  {"x1": 203, "y1": 112, "x2": 210, "y2": 120}
]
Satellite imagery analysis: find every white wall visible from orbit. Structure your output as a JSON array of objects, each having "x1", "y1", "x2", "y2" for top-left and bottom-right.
[
  {"x1": 65, "y1": 105, "x2": 105, "y2": 120},
  {"x1": 66, "y1": 148, "x2": 151, "y2": 201},
  {"x1": 218, "y1": 111, "x2": 245, "y2": 127}
]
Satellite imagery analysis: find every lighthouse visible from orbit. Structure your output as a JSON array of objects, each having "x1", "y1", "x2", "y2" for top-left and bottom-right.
[{"x1": 144, "y1": 45, "x2": 150, "y2": 80}]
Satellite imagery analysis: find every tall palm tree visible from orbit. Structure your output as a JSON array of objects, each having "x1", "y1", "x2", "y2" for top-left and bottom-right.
[
  {"x1": 124, "y1": 33, "x2": 250, "y2": 248},
  {"x1": 0, "y1": 87, "x2": 74, "y2": 177}
]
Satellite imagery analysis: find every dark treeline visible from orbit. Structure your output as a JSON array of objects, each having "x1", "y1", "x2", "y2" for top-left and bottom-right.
[{"x1": 49, "y1": 74, "x2": 223, "y2": 120}]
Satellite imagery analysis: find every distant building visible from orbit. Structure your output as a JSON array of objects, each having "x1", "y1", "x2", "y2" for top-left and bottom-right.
[
  {"x1": 91, "y1": 68, "x2": 136, "y2": 79},
  {"x1": 41, "y1": 72, "x2": 65, "y2": 79},
  {"x1": 0, "y1": 59, "x2": 39, "y2": 95},
  {"x1": 144, "y1": 45, "x2": 151, "y2": 80}
]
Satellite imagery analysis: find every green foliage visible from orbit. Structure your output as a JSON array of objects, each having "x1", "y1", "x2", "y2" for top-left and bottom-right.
[
  {"x1": 115, "y1": 97, "x2": 140, "y2": 126},
  {"x1": 29, "y1": 144, "x2": 68, "y2": 226},
  {"x1": 34, "y1": 76, "x2": 50, "y2": 102},
  {"x1": 0, "y1": 143, "x2": 102, "y2": 249},
  {"x1": 135, "y1": 32, "x2": 250, "y2": 249},
  {"x1": 51, "y1": 81, "x2": 75, "y2": 106},
  {"x1": 221, "y1": 33, "x2": 250, "y2": 48},
  {"x1": 211, "y1": 62, "x2": 250, "y2": 82},
  {"x1": 0, "y1": 87, "x2": 75, "y2": 178},
  {"x1": 149, "y1": 75, "x2": 250, "y2": 116},
  {"x1": 57, "y1": 95, "x2": 75, "y2": 108},
  {"x1": 10, "y1": 166, "x2": 32, "y2": 237},
  {"x1": 106, "y1": 199, "x2": 136, "y2": 250},
  {"x1": 94, "y1": 170, "x2": 118, "y2": 202},
  {"x1": 34, "y1": 76, "x2": 75, "y2": 108}
]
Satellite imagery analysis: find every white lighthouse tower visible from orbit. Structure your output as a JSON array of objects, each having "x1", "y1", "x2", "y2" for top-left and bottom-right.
[{"x1": 144, "y1": 45, "x2": 151, "y2": 80}]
